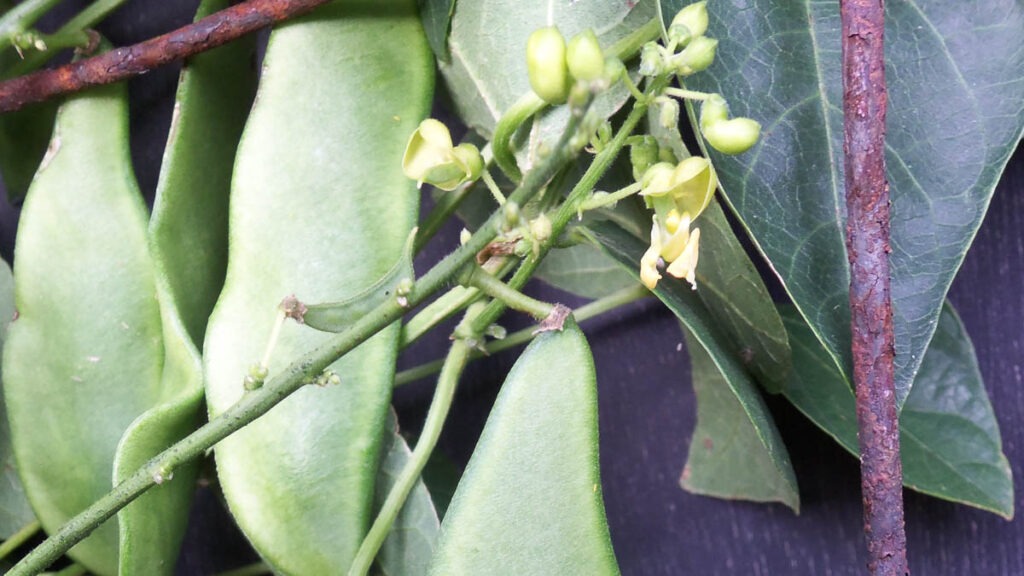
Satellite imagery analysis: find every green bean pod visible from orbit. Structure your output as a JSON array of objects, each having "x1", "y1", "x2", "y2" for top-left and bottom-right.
[
  {"x1": 202, "y1": 1, "x2": 431, "y2": 573},
  {"x1": 2, "y1": 82, "x2": 162, "y2": 575},
  {"x1": 113, "y1": 1, "x2": 257, "y2": 573},
  {"x1": 427, "y1": 320, "x2": 620, "y2": 575}
]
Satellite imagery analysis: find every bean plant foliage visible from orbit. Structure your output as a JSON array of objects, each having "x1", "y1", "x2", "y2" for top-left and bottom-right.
[{"x1": 0, "y1": 0, "x2": 1020, "y2": 573}]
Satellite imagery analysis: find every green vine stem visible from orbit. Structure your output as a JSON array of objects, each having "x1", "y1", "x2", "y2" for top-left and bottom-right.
[
  {"x1": 395, "y1": 283, "x2": 650, "y2": 386},
  {"x1": 459, "y1": 265, "x2": 554, "y2": 319},
  {"x1": 491, "y1": 92, "x2": 545, "y2": 181},
  {"x1": 347, "y1": 314, "x2": 476, "y2": 576},
  {"x1": 6, "y1": 97, "x2": 592, "y2": 576},
  {"x1": 0, "y1": 0, "x2": 64, "y2": 44},
  {"x1": 0, "y1": 520, "x2": 41, "y2": 561},
  {"x1": 5, "y1": 0, "x2": 130, "y2": 77}
]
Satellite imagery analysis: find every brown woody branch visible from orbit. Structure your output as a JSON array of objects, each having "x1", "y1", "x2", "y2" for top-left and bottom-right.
[
  {"x1": 0, "y1": 0, "x2": 332, "y2": 113},
  {"x1": 840, "y1": 0, "x2": 909, "y2": 574}
]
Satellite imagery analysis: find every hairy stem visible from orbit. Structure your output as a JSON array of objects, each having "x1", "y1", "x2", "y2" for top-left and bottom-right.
[
  {"x1": 0, "y1": 0, "x2": 63, "y2": 44},
  {"x1": 348, "y1": 319, "x2": 475, "y2": 576},
  {"x1": 460, "y1": 266, "x2": 554, "y2": 319},
  {"x1": 7, "y1": 99, "x2": 590, "y2": 576},
  {"x1": 395, "y1": 283, "x2": 650, "y2": 386},
  {"x1": 0, "y1": 0, "x2": 333, "y2": 112},
  {"x1": 840, "y1": 0, "x2": 907, "y2": 574}
]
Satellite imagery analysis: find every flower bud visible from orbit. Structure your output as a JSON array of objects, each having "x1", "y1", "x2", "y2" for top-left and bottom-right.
[
  {"x1": 630, "y1": 136, "x2": 660, "y2": 181},
  {"x1": 527, "y1": 27, "x2": 570, "y2": 104},
  {"x1": 702, "y1": 117, "x2": 761, "y2": 155},
  {"x1": 699, "y1": 94, "x2": 729, "y2": 132},
  {"x1": 673, "y1": 36, "x2": 717, "y2": 76},
  {"x1": 567, "y1": 29, "x2": 605, "y2": 81},
  {"x1": 671, "y1": 1, "x2": 709, "y2": 39},
  {"x1": 529, "y1": 213, "x2": 552, "y2": 243},
  {"x1": 639, "y1": 42, "x2": 667, "y2": 77},
  {"x1": 604, "y1": 57, "x2": 626, "y2": 82},
  {"x1": 657, "y1": 97, "x2": 679, "y2": 130},
  {"x1": 451, "y1": 143, "x2": 484, "y2": 181}
]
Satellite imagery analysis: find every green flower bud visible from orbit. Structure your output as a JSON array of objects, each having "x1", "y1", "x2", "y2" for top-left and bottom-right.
[
  {"x1": 671, "y1": 1, "x2": 709, "y2": 39},
  {"x1": 529, "y1": 213, "x2": 553, "y2": 243},
  {"x1": 452, "y1": 143, "x2": 484, "y2": 182},
  {"x1": 673, "y1": 36, "x2": 717, "y2": 76},
  {"x1": 567, "y1": 29, "x2": 605, "y2": 81},
  {"x1": 699, "y1": 94, "x2": 730, "y2": 132},
  {"x1": 657, "y1": 97, "x2": 680, "y2": 130},
  {"x1": 702, "y1": 117, "x2": 762, "y2": 155},
  {"x1": 630, "y1": 136, "x2": 660, "y2": 182},
  {"x1": 527, "y1": 26, "x2": 570, "y2": 104},
  {"x1": 639, "y1": 42, "x2": 667, "y2": 77}
]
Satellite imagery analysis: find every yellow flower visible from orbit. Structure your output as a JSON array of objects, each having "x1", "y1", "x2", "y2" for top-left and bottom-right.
[
  {"x1": 402, "y1": 119, "x2": 483, "y2": 191},
  {"x1": 637, "y1": 157, "x2": 714, "y2": 291}
]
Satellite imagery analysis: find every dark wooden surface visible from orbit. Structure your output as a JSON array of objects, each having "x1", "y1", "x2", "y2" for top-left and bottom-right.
[{"x1": 0, "y1": 1, "x2": 1021, "y2": 574}]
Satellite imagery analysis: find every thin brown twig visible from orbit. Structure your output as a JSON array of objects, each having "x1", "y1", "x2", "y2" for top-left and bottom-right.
[
  {"x1": 840, "y1": 0, "x2": 909, "y2": 574},
  {"x1": 0, "y1": 0, "x2": 332, "y2": 113}
]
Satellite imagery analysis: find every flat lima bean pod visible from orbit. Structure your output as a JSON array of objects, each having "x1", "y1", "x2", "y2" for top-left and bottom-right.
[
  {"x1": 202, "y1": 0, "x2": 432, "y2": 573},
  {"x1": 2, "y1": 80, "x2": 163, "y2": 575},
  {"x1": 114, "y1": 0, "x2": 257, "y2": 573},
  {"x1": 427, "y1": 320, "x2": 620, "y2": 575}
]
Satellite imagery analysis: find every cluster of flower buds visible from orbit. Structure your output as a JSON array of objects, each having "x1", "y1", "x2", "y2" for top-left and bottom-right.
[
  {"x1": 636, "y1": 156, "x2": 717, "y2": 290},
  {"x1": 526, "y1": 27, "x2": 619, "y2": 105},
  {"x1": 640, "y1": 2, "x2": 717, "y2": 78},
  {"x1": 402, "y1": 119, "x2": 484, "y2": 191}
]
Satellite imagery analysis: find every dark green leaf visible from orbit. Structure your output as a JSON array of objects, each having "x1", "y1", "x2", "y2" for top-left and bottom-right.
[
  {"x1": 693, "y1": 198, "x2": 790, "y2": 393},
  {"x1": 0, "y1": 258, "x2": 34, "y2": 539},
  {"x1": 419, "y1": 448, "x2": 459, "y2": 520},
  {"x1": 781, "y1": 304, "x2": 1014, "y2": 518},
  {"x1": 115, "y1": 1, "x2": 257, "y2": 572},
  {"x1": 419, "y1": 0, "x2": 455, "y2": 62},
  {"x1": 681, "y1": 327, "x2": 799, "y2": 512},
  {"x1": 661, "y1": 0, "x2": 1024, "y2": 407},
  {"x1": 427, "y1": 321, "x2": 618, "y2": 575},
  {"x1": 0, "y1": 103, "x2": 55, "y2": 204},
  {"x1": 375, "y1": 411, "x2": 440, "y2": 576},
  {"x1": 588, "y1": 221, "x2": 798, "y2": 511},
  {"x1": 202, "y1": 2, "x2": 433, "y2": 573}
]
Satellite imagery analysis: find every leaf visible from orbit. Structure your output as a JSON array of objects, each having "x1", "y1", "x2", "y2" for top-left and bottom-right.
[
  {"x1": 692, "y1": 198, "x2": 790, "y2": 393},
  {"x1": 0, "y1": 103, "x2": 55, "y2": 204},
  {"x1": 114, "y1": 2, "x2": 257, "y2": 573},
  {"x1": 201, "y1": 2, "x2": 433, "y2": 573},
  {"x1": 2, "y1": 80, "x2": 163, "y2": 576},
  {"x1": 427, "y1": 321, "x2": 619, "y2": 575},
  {"x1": 781, "y1": 303, "x2": 1014, "y2": 518},
  {"x1": 439, "y1": 0, "x2": 656, "y2": 139},
  {"x1": 419, "y1": 0, "x2": 456, "y2": 62},
  {"x1": 419, "y1": 448, "x2": 460, "y2": 520},
  {"x1": 661, "y1": 0, "x2": 1024, "y2": 407},
  {"x1": 374, "y1": 410, "x2": 440, "y2": 576},
  {"x1": 0, "y1": 258, "x2": 34, "y2": 539},
  {"x1": 680, "y1": 327, "x2": 799, "y2": 512},
  {"x1": 587, "y1": 221, "x2": 798, "y2": 511}
]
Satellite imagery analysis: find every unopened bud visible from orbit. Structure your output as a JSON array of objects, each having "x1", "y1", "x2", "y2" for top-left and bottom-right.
[
  {"x1": 671, "y1": 2, "x2": 709, "y2": 39},
  {"x1": 702, "y1": 117, "x2": 761, "y2": 155},
  {"x1": 673, "y1": 36, "x2": 717, "y2": 76},
  {"x1": 567, "y1": 29, "x2": 605, "y2": 81},
  {"x1": 527, "y1": 27, "x2": 570, "y2": 104}
]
